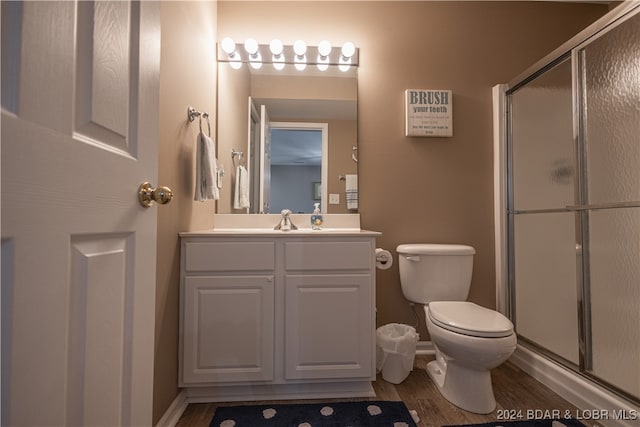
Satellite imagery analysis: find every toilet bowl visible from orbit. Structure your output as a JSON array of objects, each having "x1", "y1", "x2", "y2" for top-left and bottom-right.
[
  {"x1": 396, "y1": 243, "x2": 517, "y2": 414},
  {"x1": 425, "y1": 301, "x2": 516, "y2": 414}
]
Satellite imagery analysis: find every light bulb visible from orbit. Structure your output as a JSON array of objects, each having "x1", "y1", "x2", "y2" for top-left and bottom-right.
[
  {"x1": 294, "y1": 56, "x2": 306, "y2": 71},
  {"x1": 318, "y1": 40, "x2": 332, "y2": 57},
  {"x1": 269, "y1": 39, "x2": 283, "y2": 56},
  {"x1": 317, "y1": 45, "x2": 330, "y2": 71},
  {"x1": 244, "y1": 38, "x2": 259, "y2": 55},
  {"x1": 250, "y1": 58, "x2": 262, "y2": 70},
  {"x1": 341, "y1": 41, "x2": 356, "y2": 59},
  {"x1": 221, "y1": 37, "x2": 236, "y2": 54},
  {"x1": 293, "y1": 40, "x2": 307, "y2": 57},
  {"x1": 339, "y1": 55, "x2": 351, "y2": 72},
  {"x1": 272, "y1": 41, "x2": 285, "y2": 70}
]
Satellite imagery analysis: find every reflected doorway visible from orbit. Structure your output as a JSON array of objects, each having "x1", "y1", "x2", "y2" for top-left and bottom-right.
[{"x1": 269, "y1": 122, "x2": 328, "y2": 214}]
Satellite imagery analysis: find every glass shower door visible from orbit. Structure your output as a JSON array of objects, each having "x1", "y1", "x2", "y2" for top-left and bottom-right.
[
  {"x1": 509, "y1": 56, "x2": 581, "y2": 366},
  {"x1": 576, "y1": 12, "x2": 640, "y2": 399}
]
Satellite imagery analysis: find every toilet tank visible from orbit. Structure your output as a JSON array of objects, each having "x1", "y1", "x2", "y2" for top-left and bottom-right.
[{"x1": 396, "y1": 244, "x2": 475, "y2": 304}]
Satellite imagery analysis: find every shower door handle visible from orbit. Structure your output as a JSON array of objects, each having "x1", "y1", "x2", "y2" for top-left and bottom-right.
[{"x1": 565, "y1": 201, "x2": 640, "y2": 211}]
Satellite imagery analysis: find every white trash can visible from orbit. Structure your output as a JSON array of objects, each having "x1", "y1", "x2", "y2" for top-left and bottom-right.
[{"x1": 376, "y1": 323, "x2": 419, "y2": 384}]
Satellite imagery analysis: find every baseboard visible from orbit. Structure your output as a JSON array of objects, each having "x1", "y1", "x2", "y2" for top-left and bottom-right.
[
  {"x1": 185, "y1": 381, "x2": 375, "y2": 403},
  {"x1": 416, "y1": 340, "x2": 435, "y2": 355},
  {"x1": 155, "y1": 390, "x2": 188, "y2": 427},
  {"x1": 510, "y1": 345, "x2": 639, "y2": 427}
]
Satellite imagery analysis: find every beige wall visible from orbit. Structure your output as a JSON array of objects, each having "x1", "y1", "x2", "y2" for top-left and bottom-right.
[
  {"x1": 217, "y1": 64, "x2": 251, "y2": 213},
  {"x1": 326, "y1": 119, "x2": 358, "y2": 213},
  {"x1": 155, "y1": 1, "x2": 217, "y2": 424},
  {"x1": 217, "y1": 1, "x2": 607, "y2": 337}
]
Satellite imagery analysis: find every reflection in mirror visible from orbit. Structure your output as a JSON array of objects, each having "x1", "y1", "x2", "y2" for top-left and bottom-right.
[
  {"x1": 269, "y1": 122, "x2": 328, "y2": 214},
  {"x1": 217, "y1": 51, "x2": 358, "y2": 214}
]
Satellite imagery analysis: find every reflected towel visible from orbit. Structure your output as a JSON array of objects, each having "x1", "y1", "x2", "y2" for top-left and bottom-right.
[
  {"x1": 345, "y1": 174, "x2": 358, "y2": 210},
  {"x1": 233, "y1": 165, "x2": 250, "y2": 209},
  {"x1": 194, "y1": 132, "x2": 219, "y2": 201}
]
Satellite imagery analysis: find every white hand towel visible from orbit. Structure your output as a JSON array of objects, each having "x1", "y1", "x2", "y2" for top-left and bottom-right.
[
  {"x1": 194, "y1": 132, "x2": 219, "y2": 201},
  {"x1": 233, "y1": 165, "x2": 250, "y2": 209},
  {"x1": 345, "y1": 174, "x2": 358, "y2": 210}
]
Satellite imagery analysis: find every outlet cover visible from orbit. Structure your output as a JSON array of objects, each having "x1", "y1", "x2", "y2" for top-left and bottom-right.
[{"x1": 329, "y1": 193, "x2": 340, "y2": 204}]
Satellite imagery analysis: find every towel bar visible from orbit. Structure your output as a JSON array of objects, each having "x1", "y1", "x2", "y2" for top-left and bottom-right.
[
  {"x1": 188, "y1": 106, "x2": 211, "y2": 135},
  {"x1": 187, "y1": 106, "x2": 203, "y2": 122},
  {"x1": 188, "y1": 106, "x2": 210, "y2": 121}
]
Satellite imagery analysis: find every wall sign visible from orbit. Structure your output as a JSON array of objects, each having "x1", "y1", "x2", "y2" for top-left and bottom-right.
[{"x1": 404, "y1": 89, "x2": 453, "y2": 137}]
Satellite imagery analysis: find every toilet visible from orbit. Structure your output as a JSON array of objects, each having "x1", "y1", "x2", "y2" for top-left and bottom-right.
[{"x1": 396, "y1": 243, "x2": 516, "y2": 414}]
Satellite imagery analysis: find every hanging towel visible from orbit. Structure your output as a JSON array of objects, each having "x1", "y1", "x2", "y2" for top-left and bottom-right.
[
  {"x1": 233, "y1": 165, "x2": 250, "y2": 209},
  {"x1": 194, "y1": 131, "x2": 219, "y2": 201},
  {"x1": 345, "y1": 174, "x2": 358, "y2": 210}
]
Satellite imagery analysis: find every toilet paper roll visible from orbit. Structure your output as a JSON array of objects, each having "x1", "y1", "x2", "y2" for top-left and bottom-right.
[{"x1": 375, "y1": 248, "x2": 393, "y2": 270}]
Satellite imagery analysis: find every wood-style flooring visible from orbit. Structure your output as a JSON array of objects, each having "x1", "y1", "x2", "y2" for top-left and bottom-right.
[{"x1": 176, "y1": 355, "x2": 600, "y2": 427}]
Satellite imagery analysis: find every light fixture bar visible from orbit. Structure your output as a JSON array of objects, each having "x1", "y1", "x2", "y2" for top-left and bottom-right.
[{"x1": 217, "y1": 39, "x2": 358, "y2": 66}]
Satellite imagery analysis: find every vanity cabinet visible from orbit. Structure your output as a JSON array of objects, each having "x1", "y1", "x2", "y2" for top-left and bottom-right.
[
  {"x1": 181, "y1": 240, "x2": 276, "y2": 384},
  {"x1": 283, "y1": 240, "x2": 374, "y2": 381},
  {"x1": 179, "y1": 230, "x2": 379, "y2": 401}
]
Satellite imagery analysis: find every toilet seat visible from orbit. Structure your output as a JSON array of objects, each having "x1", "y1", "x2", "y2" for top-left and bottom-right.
[{"x1": 428, "y1": 301, "x2": 513, "y2": 338}]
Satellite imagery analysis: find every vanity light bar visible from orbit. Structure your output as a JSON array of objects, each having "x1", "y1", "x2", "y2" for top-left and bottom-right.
[{"x1": 217, "y1": 38, "x2": 359, "y2": 69}]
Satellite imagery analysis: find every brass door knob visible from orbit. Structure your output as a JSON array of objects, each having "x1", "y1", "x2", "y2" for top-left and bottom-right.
[{"x1": 138, "y1": 182, "x2": 173, "y2": 208}]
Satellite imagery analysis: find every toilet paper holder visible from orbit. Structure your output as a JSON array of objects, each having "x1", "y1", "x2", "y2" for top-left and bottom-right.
[
  {"x1": 376, "y1": 253, "x2": 390, "y2": 264},
  {"x1": 375, "y1": 248, "x2": 393, "y2": 270}
]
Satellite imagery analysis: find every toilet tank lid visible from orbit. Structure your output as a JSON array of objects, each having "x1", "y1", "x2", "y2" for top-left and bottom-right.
[{"x1": 396, "y1": 243, "x2": 475, "y2": 255}]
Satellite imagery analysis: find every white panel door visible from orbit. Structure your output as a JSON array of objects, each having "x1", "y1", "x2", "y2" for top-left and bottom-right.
[
  {"x1": 284, "y1": 274, "x2": 373, "y2": 380},
  {"x1": 1, "y1": 2, "x2": 160, "y2": 426},
  {"x1": 259, "y1": 104, "x2": 271, "y2": 213},
  {"x1": 248, "y1": 97, "x2": 261, "y2": 213}
]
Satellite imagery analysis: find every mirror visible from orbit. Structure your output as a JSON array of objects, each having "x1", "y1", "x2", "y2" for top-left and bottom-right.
[{"x1": 216, "y1": 61, "x2": 358, "y2": 214}]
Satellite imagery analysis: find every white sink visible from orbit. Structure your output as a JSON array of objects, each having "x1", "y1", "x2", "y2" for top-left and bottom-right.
[{"x1": 213, "y1": 213, "x2": 362, "y2": 231}]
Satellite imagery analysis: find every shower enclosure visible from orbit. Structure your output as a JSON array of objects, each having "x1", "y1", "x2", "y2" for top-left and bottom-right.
[{"x1": 497, "y1": 4, "x2": 639, "y2": 407}]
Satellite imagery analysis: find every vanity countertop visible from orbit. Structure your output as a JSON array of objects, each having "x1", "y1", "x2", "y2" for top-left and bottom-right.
[
  {"x1": 181, "y1": 213, "x2": 380, "y2": 237},
  {"x1": 180, "y1": 228, "x2": 381, "y2": 237}
]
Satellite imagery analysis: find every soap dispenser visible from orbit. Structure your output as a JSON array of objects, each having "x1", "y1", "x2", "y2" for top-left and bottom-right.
[{"x1": 311, "y1": 203, "x2": 323, "y2": 230}]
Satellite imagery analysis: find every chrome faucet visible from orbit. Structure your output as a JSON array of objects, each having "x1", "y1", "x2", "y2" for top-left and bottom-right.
[{"x1": 274, "y1": 209, "x2": 298, "y2": 231}]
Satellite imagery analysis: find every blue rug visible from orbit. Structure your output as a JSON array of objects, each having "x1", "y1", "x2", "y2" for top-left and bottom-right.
[
  {"x1": 209, "y1": 400, "x2": 418, "y2": 427},
  {"x1": 446, "y1": 420, "x2": 585, "y2": 427}
]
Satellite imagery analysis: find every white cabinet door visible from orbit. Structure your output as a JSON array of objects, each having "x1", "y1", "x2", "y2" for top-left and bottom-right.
[
  {"x1": 284, "y1": 274, "x2": 373, "y2": 380},
  {"x1": 182, "y1": 276, "x2": 275, "y2": 384}
]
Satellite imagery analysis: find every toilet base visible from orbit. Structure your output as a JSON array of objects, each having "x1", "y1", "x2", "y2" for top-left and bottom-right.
[{"x1": 426, "y1": 357, "x2": 496, "y2": 414}]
